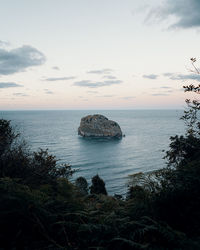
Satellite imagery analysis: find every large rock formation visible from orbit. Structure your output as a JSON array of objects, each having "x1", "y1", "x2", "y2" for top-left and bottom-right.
[{"x1": 78, "y1": 114, "x2": 122, "y2": 138}]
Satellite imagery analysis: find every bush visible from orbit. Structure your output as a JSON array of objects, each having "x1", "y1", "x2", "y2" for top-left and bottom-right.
[
  {"x1": 90, "y1": 174, "x2": 107, "y2": 195},
  {"x1": 0, "y1": 119, "x2": 74, "y2": 188},
  {"x1": 75, "y1": 176, "x2": 89, "y2": 195},
  {"x1": 126, "y1": 59, "x2": 200, "y2": 236},
  {"x1": 0, "y1": 119, "x2": 17, "y2": 155}
]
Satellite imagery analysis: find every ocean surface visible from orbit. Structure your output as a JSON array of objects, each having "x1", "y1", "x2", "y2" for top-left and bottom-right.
[{"x1": 0, "y1": 110, "x2": 185, "y2": 195}]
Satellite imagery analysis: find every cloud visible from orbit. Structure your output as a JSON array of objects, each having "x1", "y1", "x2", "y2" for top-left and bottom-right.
[
  {"x1": 102, "y1": 95, "x2": 115, "y2": 97},
  {"x1": 13, "y1": 93, "x2": 28, "y2": 96},
  {"x1": 0, "y1": 82, "x2": 23, "y2": 88},
  {"x1": 0, "y1": 45, "x2": 45, "y2": 75},
  {"x1": 143, "y1": 74, "x2": 158, "y2": 79},
  {"x1": 151, "y1": 86, "x2": 176, "y2": 95},
  {"x1": 152, "y1": 86, "x2": 182, "y2": 94},
  {"x1": 44, "y1": 89, "x2": 54, "y2": 94},
  {"x1": 152, "y1": 93, "x2": 170, "y2": 96},
  {"x1": 87, "y1": 68, "x2": 113, "y2": 75},
  {"x1": 52, "y1": 66, "x2": 60, "y2": 70},
  {"x1": 149, "y1": 0, "x2": 200, "y2": 29},
  {"x1": 87, "y1": 90, "x2": 99, "y2": 94},
  {"x1": 96, "y1": 95, "x2": 115, "y2": 98},
  {"x1": 122, "y1": 96, "x2": 136, "y2": 100},
  {"x1": 46, "y1": 91, "x2": 54, "y2": 94},
  {"x1": 0, "y1": 40, "x2": 10, "y2": 48},
  {"x1": 77, "y1": 96, "x2": 88, "y2": 100},
  {"x1": 44, "y1": 76, "x2": 76, "y2": 81},
  {"x1": 163, "y1": 73, "x2": 174, "y2": 77},
  {"x1": 73, "y1": 80, "x2": 122, "y2": 88},
  {"x1": 160, "y1": 86, "x2": 172, "y2": 89},
  {"x1": 103, "y1": 75, "x2": 117, "y2": 80},
  {"x1": 159, "y1": 87, "x2": 174, "y2": 92},
  {"x1": 172, "y1": 74, "x2": 200, "y2": 81},
  {"x1": 164, "y1": 73, "x2": 200, "y2": 81}
]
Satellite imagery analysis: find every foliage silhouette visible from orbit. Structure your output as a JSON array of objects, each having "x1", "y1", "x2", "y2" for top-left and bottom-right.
[
  {"x1": 90, "y1": 174, "x2": 107, "y2": 195},
  {"x1": 0, "y1": 120, "x2": 74, "y2": 189},
  {"x1": 127, "y1": 58, "x2": 200, "y2": 237},
  {"x1": 75, "y1": 176, "x2": 89, "y2": 195}
]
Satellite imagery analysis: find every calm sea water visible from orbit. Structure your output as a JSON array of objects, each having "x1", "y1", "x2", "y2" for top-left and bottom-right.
[{"x1": 0, "y1": 110, "x2": 185, "y2": 195}]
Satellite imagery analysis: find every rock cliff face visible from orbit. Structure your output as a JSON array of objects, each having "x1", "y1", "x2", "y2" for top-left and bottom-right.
[{"x1": 78, "y1": 114, "x2": 122, "y2": 138}]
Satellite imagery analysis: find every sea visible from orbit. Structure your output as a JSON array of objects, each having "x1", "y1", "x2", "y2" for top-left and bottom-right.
[{"x1": 0, "y1": 110, "x2": 185, "y2": 195}]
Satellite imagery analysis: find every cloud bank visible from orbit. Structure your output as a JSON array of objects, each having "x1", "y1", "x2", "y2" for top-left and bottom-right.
[
  {"x1": 152, "y1": 93, "x2": 169, "y2": 96},
  {"x1": 149, "y1": 0, "x2": 200, "y2": 29},
  {"x1": 44, "y1": 89, "x2": 54, "y2": 94},
  {"x1": 0, "y1": 82, "x2": 23, "y2": 88},
  {"x1": 170, "y1": 74, "x2": 200, "y2": 81},
  {"x1": 96, "y1": 95, "x2": 115, "y2": 98},
  {"x1": 0, "y1": 40, "x2": 10, "y2": 47},
  {"x1": 103, "y1": 75, "x2": 117, "y2": 80},
  {"x1": 122, "y1": 96, "x2": 136, "y2": 100},
  {"x1": 13, "y1": 93, "x2": 28, "y2": 96},
  {"x1": 87, "y1": 68, "x2": 113, "y2": 75},
  {"x1": 52, "y1": 66, "x2": 60, "y2": 70},
  {"x1": 0, "y1": 45, "x2": 46, "y2": 75},
  {"x1": 44, "y1": 76, "x2": 76, "y2": 81},
  {"x1": 143, "y1": 74, "x2": 158, "y2": 79},
  {"x1": 73, "y1": 80, "x2": 122, "y2": 88},
  {"x1": 87, "y1": 90, "x2": 99, "y2": 94},
  {"x1": 164, "y1": 72, "x2": 200, "y2": 81},
  {"x1": 160, "y1": 86, "x2": 172, "y2": 89}
]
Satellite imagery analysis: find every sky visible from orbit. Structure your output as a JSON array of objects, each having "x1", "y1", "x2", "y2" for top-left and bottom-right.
[{"x1": 0, "y1": 0, "x2": 200, "y2": 110}]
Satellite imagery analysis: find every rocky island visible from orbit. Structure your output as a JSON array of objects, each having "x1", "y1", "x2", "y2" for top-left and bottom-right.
[{"x1": 78, "y1": 114, "x2": 122, "y2": 138}]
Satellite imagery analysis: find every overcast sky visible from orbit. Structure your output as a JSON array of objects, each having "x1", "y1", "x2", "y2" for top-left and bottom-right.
[{"x1": 0, "y1": 0, "x2": 200, "y2": 110}]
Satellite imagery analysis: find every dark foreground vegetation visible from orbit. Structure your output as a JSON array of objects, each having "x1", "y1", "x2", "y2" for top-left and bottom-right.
[{"x1": 1, "y1": 63, "x2": 200, "y2": 249}]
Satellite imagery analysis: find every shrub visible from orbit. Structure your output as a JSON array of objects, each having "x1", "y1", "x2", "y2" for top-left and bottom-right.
[
  {"x1": 90, "y1": 174, "x2": 107, "y2": 195},
  {"x1": 0, "y1": 119, "x2": 74, "y2": 188},
  {"x1": 75, "y1": 176, "x2": 89, "y2": 195}
]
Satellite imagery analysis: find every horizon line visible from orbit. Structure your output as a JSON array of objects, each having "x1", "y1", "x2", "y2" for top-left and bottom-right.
[{"x1": 0, "y1": 108, "x2": 185, "y2": 112}]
